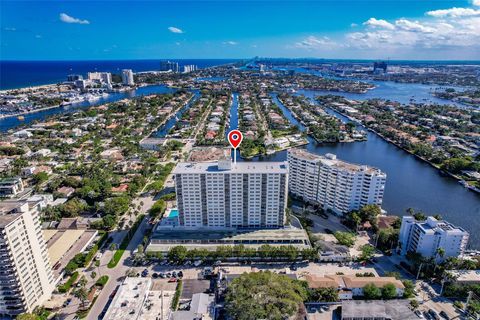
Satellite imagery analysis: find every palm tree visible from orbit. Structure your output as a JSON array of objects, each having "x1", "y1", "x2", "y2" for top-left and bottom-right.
[
  {"x1": 436, "y1": 247, "x2": 446, "y2": 260},
  {"x1": 433, "y1": 247, "x2": 446, "y2": 274},
  {"x1": 74, "y1": 287, "x2": 89, "y2": 309},
  {"x1": 406, "y1": 208, "x2": 415, "y2": 216}
]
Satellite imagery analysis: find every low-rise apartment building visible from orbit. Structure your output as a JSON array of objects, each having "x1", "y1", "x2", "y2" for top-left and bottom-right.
[
  {"x1": 0, "y1": 177, "x2": 24, "y2": 198},
  {"x1": 305, "y1": 274, "x2": 405, "y2": 299},
  {"x1": 398, "y1": 216, "x2": 469, "y2": 260}
]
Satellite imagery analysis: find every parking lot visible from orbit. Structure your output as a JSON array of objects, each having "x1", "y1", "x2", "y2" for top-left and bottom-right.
[
  {"x1": 181, "y1": 279, "x2": 212, "y2": 299},
  {"x1": 306, "y1": 304, "x2": 341, "y2": 320}
]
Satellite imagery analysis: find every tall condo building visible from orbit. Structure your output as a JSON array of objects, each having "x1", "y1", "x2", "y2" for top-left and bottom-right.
[
  {"x1": 121, "y1": 69, "x2": 135, "y2": 86},
  {"x1": 160, "y1": 60, "x2": 179, "y2": 73},
  {"x1": 173, "y1": 158, "x2": 288, "y2": 229},
  {"x1": 398, "y1": 216, "x2": 469, "y2": 259},
  {"x1": 87, "y1": 72, "x2": 112, "y2": 84},
  {"x1": 287, "y1": 148, "x2": 386, "y2": 215},
  {"x1": 182, "y1": 65, "x2": 197, "y2": 73},
  {"x1": 0, "y1": 200, "x2": 54, "y2": 317}
]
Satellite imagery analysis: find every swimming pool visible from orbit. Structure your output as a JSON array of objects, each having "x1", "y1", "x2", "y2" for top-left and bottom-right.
[{"x1": 168, "y1": 209, "x2": 179, "y2": 218}]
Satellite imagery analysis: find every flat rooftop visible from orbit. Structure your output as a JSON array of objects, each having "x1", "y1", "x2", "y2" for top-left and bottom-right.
[
  {"x1": 341, "y1": 300, "x2": 417, "y2": 320},
  {"x1": 289, "y1": 148, "x2": 384, "y2": 175},
  {"x1": 103, "y1": 277, "x2": 152, "y2": 320},
  {"x1": 147, "y1": 226, "x2": 310, "y2": 252},
  {"x1": 188, "y1": 147, "x2": 230, "y2": 162},
  {"x1": 173, "y1": 161, "x2": 288, "y2": 174},
  {"x1": 447, "y1": 269, "x2": 480, "y2": 282}
]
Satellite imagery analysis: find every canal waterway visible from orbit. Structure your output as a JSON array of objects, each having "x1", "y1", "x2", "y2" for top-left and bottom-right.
[
  {"x1": 0, "y1": 85, "x2": 176, "y2": 132},
  {"x1": 151, "y1": 91, "x2": 200, "y2": 138},
  {"x1": 276, "y1": 67, "x2": 472, "y2": 108},
  {"x1": 256, "y1": 92, "x2": 480, "y2": 249},
  {"x1": 2, "y1": 80, "x2": 479, "y2": 248}
]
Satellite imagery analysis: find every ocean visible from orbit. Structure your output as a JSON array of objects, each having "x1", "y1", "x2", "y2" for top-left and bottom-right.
[{"x1": 0, "y1": 59, "x2": 239, "y2": 90}]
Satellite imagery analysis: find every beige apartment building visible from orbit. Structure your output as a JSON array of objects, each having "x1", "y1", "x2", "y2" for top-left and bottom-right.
[{"x1": 0, "y1": 200, "x2": 55, "y2": 317}]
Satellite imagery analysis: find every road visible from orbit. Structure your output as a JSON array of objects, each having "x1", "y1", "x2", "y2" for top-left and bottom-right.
[
  {"x1": 56, "y1": 193, "x2": 156, "y2": 320},
  {"x1": 86, "y1": 216, "x2": 151, "y2": 320}
]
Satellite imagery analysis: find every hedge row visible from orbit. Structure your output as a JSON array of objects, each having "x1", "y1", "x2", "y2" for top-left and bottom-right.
[
  {"x1": 171, "y1": 280, "x2": 183, "y2": 310},
  {"x1": 95, "y1": 275, "x2": 109, "y2": 288},
  {"x1": 107, "y1": 215, "x2": 145, "y2": 268},
  {"x1": 58, "y1": 271, "x2": 79, "y2": 293},
  {"x1": 84, "y1": 231, "x2": 109, "y2": 266}
]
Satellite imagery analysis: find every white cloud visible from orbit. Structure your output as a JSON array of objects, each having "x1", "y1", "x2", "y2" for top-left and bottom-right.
[
  {"x1": 426, "y1": 7, "x2": 480, "y2": 18},
  {"x1": 395, "y1": 19, "x2": 435, "y2": 33},
  {"x1": 363, "y1": 18, "x2": 395, "y2": 30},
  {"x1": 346, "y1": 15, "x2": 480, "y2": 50},
  {"x1": 294, "y1": 36, "x2": 338, "y2": 50},
  {"x1": 350, "y1": 23, "x2": 358, "y2": 27},
  {"x1": 168, "y1": 26, "x2": 183, "y2": 34},
  {"x1": 474, "y1": 0, "x2": 480, "y2": 6},
  {"x1": 223, "y1": 41, "x2": 238, "y2": 45},
  {"x1": 35, "y1": 34, "x2": 42, "y2": 39},
  {"x1": 4, "y1": 27, "x2": 16, "y2": 32},
  {"x1": 59, "y1": 13, "x2": 90, "y2": 24}
]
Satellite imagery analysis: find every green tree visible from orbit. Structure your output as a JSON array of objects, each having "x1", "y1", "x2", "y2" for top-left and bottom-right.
[
  {"x1": 402, "y1": 280, "x2": 415, "y2": 298},
  {"x1": 16, "y1": 314, "x2": 37, "y2": 320},
  {"x1": 104, "y1": 196, "x2": 129, "y2": 216},
  {"x1": 167, "y1": 246, "x2": 188, "y2": 263},
  {"x1": 310, "y1": 287, "x2": 339, "y2": 302},
  {"x1": 363, "y1": 283, "x2": 382, "y2": 299},
  {"x1": 359, "y1": 244, "x2": 375, "y2": 262},
  {"x1": 381, "y1": 283, "x2": 397, "y2": 299},
  {"x1": 334, "y1": 232, "x2": 356, "y2": 247},
  {"x1": 74, "y1": 287, "x2": 89, "y2": 309},
  {"x1": 225, "y1": 271, "x2": 307, "y2": 320},
  {"x1": 410, "y1": 299, "x2": 420, "y2": 309},
  {"x1": 149, "y1": 199, "x2": 166, "y2": 217},
  {"x1": 33, "y1": 171, "x2": 49, "y2": 184}
]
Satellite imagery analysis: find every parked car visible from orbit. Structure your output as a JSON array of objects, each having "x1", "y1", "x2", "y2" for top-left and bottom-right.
[
  {"x1": 414, "y1": 310, "x2": 424, "y2": 318},
  {"x1": 159, "y1": 273, "x2": 166, "y2": 278},
  {"x1": 439, "y1": 311, "x2": 450, "y2": 320},
  {"x1": 178, "y1": 271, "x2": 183, "y2": 278},
  {"x1": 141, "y1": 269, "x2": 149, "y2": 277},
  {"x1": 152, "y1": 273, "x2": 159, "y2": 278},
  {"x1": 428, "y1": 309, "x2": 440, "y2": 320},
  {"x1": 63, "y1": 298, "x2": 72, "y2": 307},
  {"x1": 168, "y1": 278, "x2": 177, "y2": 283}
]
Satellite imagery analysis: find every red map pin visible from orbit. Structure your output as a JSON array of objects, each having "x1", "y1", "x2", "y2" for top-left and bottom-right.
[{"x1": 228, "y1": 130, "x2": 243, "y2": 149}]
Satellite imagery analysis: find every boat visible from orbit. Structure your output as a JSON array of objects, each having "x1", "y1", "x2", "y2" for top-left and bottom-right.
[{"x1": 17, "y1": 115, "x2": 25, "y2": 121}]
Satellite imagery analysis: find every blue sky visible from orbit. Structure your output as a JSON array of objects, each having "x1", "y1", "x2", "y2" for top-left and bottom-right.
[{"x1": 1, "y1": 0, "x2": 480, "y2": 60}]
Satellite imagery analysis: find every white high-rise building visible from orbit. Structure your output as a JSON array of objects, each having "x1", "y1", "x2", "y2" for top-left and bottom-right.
[
  {"x1": 287, "y1": 148, "x2": 386, "y2": 215},
  {"x1": 173, "y1": 158, "x2": 288, "y2": 229},
  {"x1": 121, "y1": 69, "x2": 134, "y2": 86},
  {"x1": 87, "y1": 72, "x2": 112, "y2": 85},
  {"x1": 182, "y1": 65, "x2": 197, "y2": 73},
  {"x1": 398, "y1": 216, "x2": 469, "y2": 260},
  {"x1": 0, "y1": 200, "x2": 55, "y2": 317}
]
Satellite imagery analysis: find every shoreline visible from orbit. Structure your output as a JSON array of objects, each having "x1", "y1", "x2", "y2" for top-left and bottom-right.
[
  {"x1": 0, "y1": 103, "x2": 66, "y2": 120},
  {"x1": 329, "y1": 107, "x2": 480, "y2": 195},
  {"x1": 0, "y1": 83, "x2": 158, "y2": 121}
]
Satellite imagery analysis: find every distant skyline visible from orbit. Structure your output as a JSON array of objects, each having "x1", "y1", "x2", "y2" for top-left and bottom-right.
[{"x1": 1, "y1": 1, "x2": 480, "y2": 61}]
